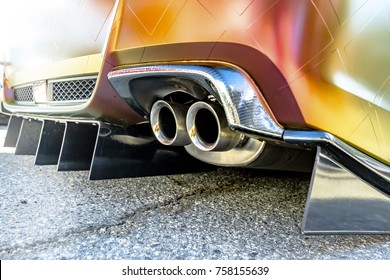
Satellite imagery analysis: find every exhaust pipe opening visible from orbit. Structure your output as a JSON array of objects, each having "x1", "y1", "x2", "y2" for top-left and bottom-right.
[
  {"x1": 150, "y1": 100, "x2": 191, "y2": 146},
  {"x1": 158, "y1": 106, "x2": 176, "y2": 140},
  {"x1": 187, "y1": 101, "x2": 242, "y2": 151},
  {"x1": 194, "y1": 108, "x2": 219, "y2": 146}
]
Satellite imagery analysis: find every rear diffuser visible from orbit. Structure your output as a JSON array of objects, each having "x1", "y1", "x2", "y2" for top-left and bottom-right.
[{"x1": 302, "y1": 147, "x2": 390, "y2": 234}]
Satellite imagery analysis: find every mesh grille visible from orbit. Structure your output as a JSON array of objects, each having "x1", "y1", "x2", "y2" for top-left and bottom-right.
[
  {"x1": 51, "y1": 78, "x2": 96, "y2": 102},
  {"x1": 14, "y1": 86, "x2": 34, "y2": 102}
]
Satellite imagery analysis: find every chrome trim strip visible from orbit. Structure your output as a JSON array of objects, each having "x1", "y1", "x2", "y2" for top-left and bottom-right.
[
  {"x1": 13, "y1": 83, "x2": 33, "y2": 90},
  {"x1": 13, "y1": 101, "x2": 35, "y2": 105},
  {"x1": 47, "y1": 100, "x2": 91, "y2": 105},
  {"x1": 3, "y1": 102, "x2": 91, "y2": 114},
  {"x1": 47, "y1": 75, "x2": 98, "y2": 84},
  {"x1": 108, "y1": 64, "x2": 284, "y2": 139},
  {"x1": 284, "y1": 130, "x2": 390, "y2": 189}
]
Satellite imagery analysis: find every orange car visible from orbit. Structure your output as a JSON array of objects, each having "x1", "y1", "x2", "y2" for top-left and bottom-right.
[{"x1": 2, "y1": 0, "x2": 390, "y2": 234}]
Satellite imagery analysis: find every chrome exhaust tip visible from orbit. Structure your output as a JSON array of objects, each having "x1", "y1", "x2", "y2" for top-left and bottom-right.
[
  {"x1": 150, "y1": 100, "x2": 191, "y2": 146},
  {"x1": 186, "y1": 101, "x2": 242, "y2": 151}
]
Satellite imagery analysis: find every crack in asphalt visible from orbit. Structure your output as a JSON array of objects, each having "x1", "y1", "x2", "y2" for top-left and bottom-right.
[
  {"x1": 1, "y1": 169, "x2": 301, "y2": 257},
  {"x1": 0, "y1": 176, "x2": 208, "y2": 256}
]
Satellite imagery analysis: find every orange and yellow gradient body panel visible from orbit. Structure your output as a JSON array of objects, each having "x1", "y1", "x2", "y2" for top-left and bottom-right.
[
  {"x1": 4, "y1": 0, "x2": 390, "y2": 166},
  {"x1": 103, "y1": 0, "x2": 390, "y2": 165}
]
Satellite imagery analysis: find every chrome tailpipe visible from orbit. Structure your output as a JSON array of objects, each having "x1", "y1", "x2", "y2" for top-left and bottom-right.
[
  {"x1": 150, "y1": 100, "x2": 191, "y2": 146},
  {"x1": 186, "y1": 101, "x2": 243, "y2": 151}
]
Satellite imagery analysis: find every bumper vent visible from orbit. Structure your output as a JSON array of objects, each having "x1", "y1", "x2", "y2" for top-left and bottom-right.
[
  {"x1": 51, "y1": 78, "x2": 97, "y2": 102},
  {"x1": 13, "y1": 76, "x2": 97, "y2": 104},
  {"x1": 14, "y1": 86, "x2": 34, "y2": 102}
]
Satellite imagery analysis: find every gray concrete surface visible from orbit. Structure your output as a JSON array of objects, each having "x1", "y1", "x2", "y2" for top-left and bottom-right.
[{"x1": 1, "y1": 125, "x2": 390, "y2": 260}]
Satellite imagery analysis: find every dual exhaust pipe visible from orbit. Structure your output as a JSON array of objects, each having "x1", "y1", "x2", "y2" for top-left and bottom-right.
[{"x1": 150, "y1": 100, "x2": 242, "y2": 152}]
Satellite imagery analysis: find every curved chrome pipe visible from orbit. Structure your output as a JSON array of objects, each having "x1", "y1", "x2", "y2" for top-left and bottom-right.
[
  {"x1": 186, "y1": 101, "x2": 242, "y2": 151},
  {"x1": 150, "y1": 100, "x2": 191, "y2": 146}
]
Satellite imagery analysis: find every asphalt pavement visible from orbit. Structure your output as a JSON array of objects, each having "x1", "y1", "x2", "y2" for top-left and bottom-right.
[{"x1": 1, "y1": 125, "x2": 390, "y2": 260}]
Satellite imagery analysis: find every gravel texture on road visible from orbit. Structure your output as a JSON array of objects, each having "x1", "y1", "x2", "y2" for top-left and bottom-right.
[{"x1": 1, "y1": 126, "x2": 390, "y2": 260}]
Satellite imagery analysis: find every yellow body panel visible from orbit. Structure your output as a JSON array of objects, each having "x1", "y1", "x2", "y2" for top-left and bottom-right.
[
  {"x1": 3, "y1": 0, "x2": 115, "y2": 86},
  {"x1": 9, "y1": 53, "x2": 102, "y2": 86},
  {"x1": 2, "y1": 0, "x2": 140, "y2": 124}
]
